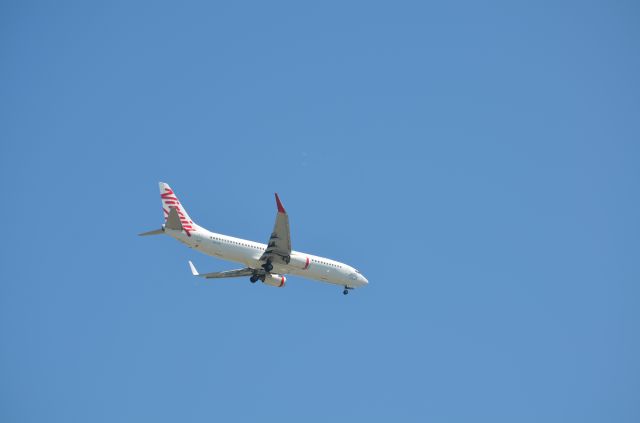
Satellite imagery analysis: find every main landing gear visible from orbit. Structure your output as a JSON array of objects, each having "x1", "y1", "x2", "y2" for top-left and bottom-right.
[
  {"x1": 250, "y1": 275, "x2": 259, "y2": 283},
  {"x1": 262, "y1": 260, "x2": 273, "y2": 272}
]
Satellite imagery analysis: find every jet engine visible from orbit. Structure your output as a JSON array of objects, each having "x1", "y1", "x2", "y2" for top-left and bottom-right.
[
  {"x1": 263, "y1": 274, "x2": 286, "y2": 288},
  {"x1": 286, "y1": 253, "x2": 311, "y2": 271}
]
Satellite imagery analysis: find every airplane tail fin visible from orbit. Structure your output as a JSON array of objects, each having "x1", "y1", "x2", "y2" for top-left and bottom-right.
[{"x1": 159, "y1": 182, "x2": 197, "y2": 235}]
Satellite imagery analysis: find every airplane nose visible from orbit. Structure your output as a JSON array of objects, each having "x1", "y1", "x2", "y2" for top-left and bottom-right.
[{"x1": 361, "y1": 275, "x2": 369, "y2": 285}]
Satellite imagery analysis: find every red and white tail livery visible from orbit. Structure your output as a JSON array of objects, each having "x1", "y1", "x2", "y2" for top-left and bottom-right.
[{"x1": 159, "y1": 182, "x2": 197, "y2": 236}]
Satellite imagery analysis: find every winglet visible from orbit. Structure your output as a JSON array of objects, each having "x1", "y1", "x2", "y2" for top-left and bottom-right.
[
  {"x1": 275, "y1": 193, "x2": 286, "y2": 214},
  {"x1": 188, "y1": 260, "x2": 199, "y2": 276}
]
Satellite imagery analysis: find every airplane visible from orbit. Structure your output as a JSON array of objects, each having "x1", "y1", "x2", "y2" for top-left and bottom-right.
[{"x1": 139, "y1": 183, "x2": 368, "y2": 295}]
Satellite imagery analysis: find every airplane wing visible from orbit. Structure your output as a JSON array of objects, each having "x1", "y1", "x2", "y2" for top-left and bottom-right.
[
  {"x1": 189, "y1": 261, "x2": 255, "y2": 279},
  {"x1": 260, "y1": 193, "x2": 292, "y2": 265}
]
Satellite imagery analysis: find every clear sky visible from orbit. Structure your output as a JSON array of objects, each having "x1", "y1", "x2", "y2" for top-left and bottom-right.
[{"x1": 1, "y1": 1, "x2": 639, "y2": 422}]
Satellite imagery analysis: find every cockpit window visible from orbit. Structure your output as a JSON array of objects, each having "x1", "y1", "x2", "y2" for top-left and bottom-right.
[{"x1": 354, "y1": 269, "x2": 360, "y2": 273}]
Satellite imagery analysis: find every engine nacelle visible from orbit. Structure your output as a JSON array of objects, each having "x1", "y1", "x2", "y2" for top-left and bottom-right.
[
  {"x1": 263, "y1": 273, "x2": 286, "y2": 288},
  {"x1": 286, "y1": 253, "x2": 311, "y2": 271}
]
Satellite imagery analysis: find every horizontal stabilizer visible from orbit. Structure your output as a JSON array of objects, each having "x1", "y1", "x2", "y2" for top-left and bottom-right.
[
  {"x1": 165, "y1": 207, "x2": 183, "y2": 231},
  {"x1": 138, "y1": 228, "x2": 164, "y2": 236}
]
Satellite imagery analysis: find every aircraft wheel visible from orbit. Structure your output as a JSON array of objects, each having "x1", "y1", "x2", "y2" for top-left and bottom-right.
[
  {"x1": 343, "y1": 289, "x2": 349, "y2": 295},
  {"x1": 250, "y1": 275, "x2": 259, "y2": 283},
  {"x1": 263, "y1": 261, "x2": 273, "y2": 272}
]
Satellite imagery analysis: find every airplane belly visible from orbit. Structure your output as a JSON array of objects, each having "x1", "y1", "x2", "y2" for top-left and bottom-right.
[
  {"x1": 199, "y1": 243, "x2": 221, "y2": 258},
  {"x1": 217, "y1": 245, "x2": 261, "y2": 268},
  {"x1": 287, "y1": 266, "x2": 344, "y2": 286}
]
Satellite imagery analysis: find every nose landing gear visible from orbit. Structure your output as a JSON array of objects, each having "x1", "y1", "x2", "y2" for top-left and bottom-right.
[{"x1": 343, "y1": 287, "x2": 353, "y2": 295}]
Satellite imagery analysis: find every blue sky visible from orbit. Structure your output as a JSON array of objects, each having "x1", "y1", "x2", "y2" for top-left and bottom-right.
[{"x1": 1, "y1": 1, "x2": 639, "y2": 421}]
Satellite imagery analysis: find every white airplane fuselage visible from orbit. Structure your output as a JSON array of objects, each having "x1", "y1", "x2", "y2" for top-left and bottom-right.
[
  {"x1": 167, "y1": 226, "x2": 369, "y2": 288},
  {"x1": 142, "y1": 183, "x2": 368, "y2": 292}
]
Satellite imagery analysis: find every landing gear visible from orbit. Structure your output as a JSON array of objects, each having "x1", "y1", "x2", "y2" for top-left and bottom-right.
[
  {"x1": 250, "y1": 275, "x2": 259, "y2": 283},
  {"x1": 343, "y1": 289, "x2": 349, "y2": 295},
  {"x1": 284, "y1": 255, "x2": 291, "y2": 264},
  {"x1": 262, "y1": 260, "x2": 273, "y2": 272}
]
